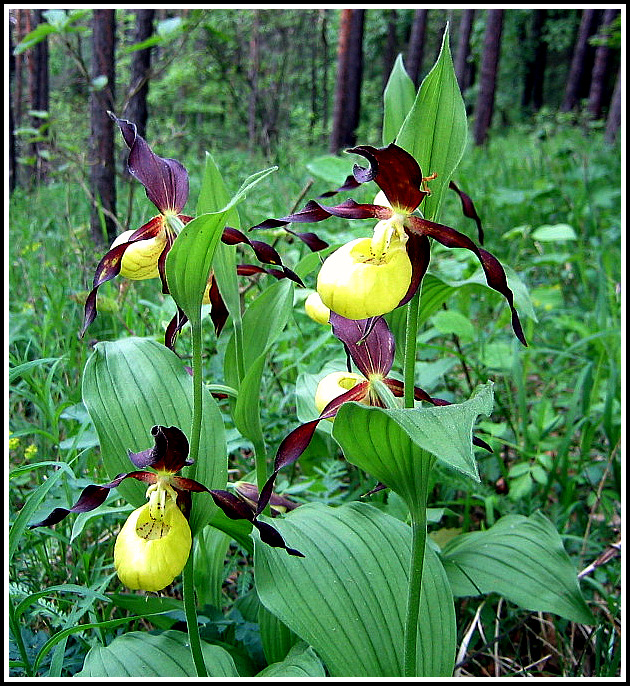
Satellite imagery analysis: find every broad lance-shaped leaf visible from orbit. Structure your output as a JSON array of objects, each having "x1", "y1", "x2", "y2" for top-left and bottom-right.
[
  {"x1": 81, "y1": 337, "x2": 227, "y2": 534},
  {"x1": 396, "y1": 24, "x2": 467, "y2": 222},
  {"x1": 383, "y1": 53, "x2": 416, "y2": 146},
  {"x1": 166, "y1": 210, "x2": 229, "y2": 327},
  {"x1": 76, "y1": 630, "x2": 239, "y2": 677},
  {"x1": 256, "y1": 641, "x2": 326, "y2": 678},
  {"x1": 254, "y1": 502, "x2": 456, "y2": 677},
  {"x1": 440, "y1": 511, "x2": 595, "y2": 625},
  {"x1": 333, "y1": 383, "x2": 494, "y2": 505}
]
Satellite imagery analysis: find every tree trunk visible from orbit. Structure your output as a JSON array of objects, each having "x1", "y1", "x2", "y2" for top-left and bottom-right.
[
  {"x1": 604, "y1": 66, "x2": 621, "y2": 144},
  {"x1": 89, "y1": 9, "x2": 117, "y2": 244},
  {"x1": 561, "y1": 8, "x2": 600, "y2": 112},
  {"x1": 522, "y1": 9, "x2": 547, "y2": 112},
  {"x1": 9, "y1": 15, "x2": 18, "y2": 192},
  {"x1": 319, "y1": 9, "x2": 330, "y2": 137},
  {"x1": 473, "y1": 10, "x2": 503, "y2": 146},
  {"x1": 406, "y1": 9, "x2": 428, "y2": 87},
  {"x1": 329, "y1": 9, "x2": 365, "y2": 153},
  {"x1": 454, "y1": 9, "x2": 475, "y2": 93},
  {"x1": 247, "y1": 10, "x2": 260, "y2": 150},
  {"x1": 123, "y1": 8, "x2": 155, "y2": 138},
  {"x1": 587, "y1": 8, "x2": 619, "y2": 119},
  {"x1": 382, "y1": 9, "x2": 398, "y2": 93}
]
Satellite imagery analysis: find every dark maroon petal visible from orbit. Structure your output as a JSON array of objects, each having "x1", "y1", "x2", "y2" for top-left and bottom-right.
[
  {"x1": 209, "y1": 489, "x2": 256, "y2": 521},
  {"x1": 28, "y1": 471, "x2": 153, "y2": 529},
  {"x1": 236, "y1": 264, "x2": 304, "y2": 287},
  {"x1": 449, "y1": 180, "x2": 484, "y2": 245},
  {"x1": 165, "y1": 306, "x2": 188, "y2": 351},
  {"x1": 222, "y1": 226, "x2": 281, "y2": 265},
  {"x1": 398, "y1": 232, "x2": 431, "y2": 308},
  {"x1": 283, "y1": 228, "x2": 329, "y2": 252},
  {"x1": 207, "y1": 275, "x2": 230, "y2": 337},
  {"x1": 128, "y1": 425, "x2": 191, "y2": 472},
  {"x1": 253, "y1": 519, "x2": 304, "y2": 557},
  {"x1": 329, "y1": 314, "x2": 395, "y2": 377},
  {"x1": 256, "y1": 382, "x2": 369, "y2": 517},
  {"x1": 317, "y1": 198, "x2": 389, "y2": 221},
  {"x1": 234, "y1": 482, "x2": 300, "y2": 513},
  {"x1": 109, "y1": 113, "x2": 189, "y2": 214},
  {"x1": 406, "y1": 216, "x2": 527, "y2": 346},
  {"x1": 317, "y1": 173, "x2": 362, "y2": 198},
  {"x1": 171, "y1": 475, "x2": 210, "y2": 493},
  {"x1": 346, "y1": 143, "x2": 429, "y2": 213}
]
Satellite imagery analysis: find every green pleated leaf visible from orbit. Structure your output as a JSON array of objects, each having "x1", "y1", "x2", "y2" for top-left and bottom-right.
[
  {"x1": 81, "y1": 336, "x2": 227, "y2": 534},
  {"x1": 333, "y1": 384, "x2": 494, "y2": 503},
  {"x1": 254, "y1": 502, "x2": 456, "y2": 677},
  {"x1": 441, "y1": 511, "x2": 595, "y2": 625},
  {"x1": 383, "y1": 54, "x2": 417, "y2": 146},
  {"x1": 396, "y1": 25, "x2": 467, "y2": 221},
  {"x1": 166, "y1": 210, "x2": 229, "y2": 327},
  {"x1": 76, "y1": 630, "x2": 239, "y2": 677},
  {"x1": 197, "y1": 151, "x2": 241, "y2": 321},
  {"x1": 256, "y1": 641, "x2": 326, "y2": 677},
  {"x1": 258, "y1": 601, "x2": 300, "y2": 666},
  {"x1": 194, "y1": 525, "x2": 232, "y2": 608}
]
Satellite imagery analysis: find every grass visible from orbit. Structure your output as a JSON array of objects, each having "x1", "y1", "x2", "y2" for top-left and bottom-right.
[{"x1": 8, "y1": 121, "x2": 621, "y2": 677}]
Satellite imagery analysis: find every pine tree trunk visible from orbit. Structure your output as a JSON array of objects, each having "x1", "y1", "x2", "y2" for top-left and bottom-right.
[
  {"x1": 561, "y1": 9, "x2": 600, "y2": 112},
  {"x1": 473, "y1": 9, "x2": 503, "y2": 146},
  {"x1": 123, "y1": 8, "x2": 155, "y2": 138},
  {"x1": 406, "y1": 9, "x2": 428, "y2": 87},
  {"x1": 604, "y1": 66, "x2": 621, "y2": 144},
  {"x1": 587, "y1": 8, "x2": 619, "y2": 119},
  {"x1": 9, "y1": 13, "x2": 18, "y2": 191},
  {"x1": 382, "y1": 9, "x2": 398, "y2": 92},
  {"x1": 89, "y1": 9, "x2": 117, "y2": 244},
  {"x1": 522, "y1": 9, "x2": 547, "y2": 111},
  {"x1": 329, "y1": 9, "x2": 365, "y2": 153},
  {"x1": 454, "y1": 9, "x2": 475, "y2": 93}
]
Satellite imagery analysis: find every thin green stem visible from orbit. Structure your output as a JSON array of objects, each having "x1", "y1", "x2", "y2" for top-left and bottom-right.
[
  {"x1": 188, "y1": 320, "x2": 204, "y2": 480},
  {"x1": 182, "y1": 553, "x2": 207, "y2": 677},
  {"x1": 403, "y1": 508, "x2": 428, "y2": 677},
  {"x1": 404, "y1": 288, "x2": 422, "y2": 409},
  {"x1": 9, "y1": 597, "x2": 33, "y2": 677}
]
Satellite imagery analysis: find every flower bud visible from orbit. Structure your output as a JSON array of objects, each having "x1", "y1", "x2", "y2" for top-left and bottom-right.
[
  {"x1": 315, "y1": 371, "x2": 364, "y2": 418},
  {"x1": 304, "y1": 291, "x2": 331, "y2": 325},
  {"x1": 110, "y1": 228, "x2": 167, "y2": 280},
  {"x1": 114, "y1": 498, "x2": 191, "y2": 592},
  {"x1": 316, "y1": 234, "x2": 412, "y2": 320}
]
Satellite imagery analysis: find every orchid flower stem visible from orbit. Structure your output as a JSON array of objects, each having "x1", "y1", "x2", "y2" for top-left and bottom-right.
[
  {"x1": 188, "y1": 319, "x2": 203, "y2": 480},
  {"x1": 403, "y1": 288, "x2": 422, "y2": 409},
  {"x1": 183, "y1": 317, "x2": 205, "y2": 674},
  {"x1": 182, "y1": 552, "x2": 207, "y2": 677},
  {"x1": 403, "y1": 507, "x2": 428, "y2": 677}
]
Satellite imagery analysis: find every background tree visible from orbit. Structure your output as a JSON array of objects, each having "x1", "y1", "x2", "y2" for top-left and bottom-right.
[
  {"x1": 454, "y1": 9, "x2": 475, "y2": 95},
  {"x1": 521, "y1": 9, "x2": 547, "y2": 112},
  {"x1": 561, "y1": 8, "x2": 600, "y2": 112},
  {"x1": 89, "y1": 9, "x2": 117, "y2": 244},
  {"x1": 329, "y1": 9, "x2": 365, "y2": 153},
  {"x1": 587, "y1": 8, "x2": 620, "y2": 120},
  {"x1": 604, "y1": 66, "x2": 621, "y2": 144},
  {"x1": 122, "y1": 8, "x2": 155, "y2": 138},
  {"x1": 405, "y1": 9, "x2": 428, "y2": 87},
  {"x1": 473, "y1": 9, "x2": 504, "y2": 146}
]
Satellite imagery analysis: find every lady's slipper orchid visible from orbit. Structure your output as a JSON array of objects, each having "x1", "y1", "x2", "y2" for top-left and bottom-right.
[
  {"x1": 30, "y1": 425, "x2": 302, "y2": 592},
  {"x1": 304, "y1": 291, "x2": 331, "y2": 325},
  {"x1": 252, "y1": 143, "x2": 526, "y2": 345},
  {"x1": 80, "y1": 115, "x2": 304, "y2": 347},
  {"x1": 255, "y1": 312, "x2": 492, "y2": 516}
]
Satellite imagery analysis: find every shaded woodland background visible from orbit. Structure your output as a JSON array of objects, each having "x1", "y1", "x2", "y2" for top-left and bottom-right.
[{"x1": 8, "y1": 7, "x2": 622, "y2": 242}]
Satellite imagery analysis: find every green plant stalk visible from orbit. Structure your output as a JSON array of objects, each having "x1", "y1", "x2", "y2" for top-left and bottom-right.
[
  {"x1": 184, "y1": 316, "x2": 206, "y2": 675},
  {"x1": 403, "y1": 288, "x2": 422, "y2": 409},
  {"x1": 182, "y1": 552, "x2": 207, "y2": 677},
  {"x1": 9, "y1": 598, "x2": 33, "y2": 677},
  {"x1": 403, "y1": 506, "x2": 428, "y2": 677}
]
